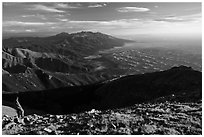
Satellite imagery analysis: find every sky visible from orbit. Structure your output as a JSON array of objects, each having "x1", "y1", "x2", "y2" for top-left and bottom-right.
[{"x1": 2, "y1": 2, "x2": 202, "y2": 39}]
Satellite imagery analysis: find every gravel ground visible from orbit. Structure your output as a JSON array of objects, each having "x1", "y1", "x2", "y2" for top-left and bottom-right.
[{"x1": 2, "y1": 101, "x2": 202, "y2": 135}]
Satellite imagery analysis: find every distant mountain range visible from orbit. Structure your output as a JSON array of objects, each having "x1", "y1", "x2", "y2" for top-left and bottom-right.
[
  {"x1": 3, "y1": 31, "x2": 133, "y2": 93},
  {"x1": 3, "y1": 31, "x2": 132, "y2": 57}
]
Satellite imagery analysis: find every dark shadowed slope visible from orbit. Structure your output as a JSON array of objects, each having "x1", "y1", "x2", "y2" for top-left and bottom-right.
[
  {"x1": 2, "y1": 66, "x2": 201, "y2": 114},
  {"x1": 95, "y1": 66, "x2": 201, "y2": 109}
]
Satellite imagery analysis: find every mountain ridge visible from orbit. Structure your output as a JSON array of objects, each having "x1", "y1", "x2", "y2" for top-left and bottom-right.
[
  {"x1": 2, "y1": 32, "x2": 134, "y2": 92},
  {"x1": 3, "y1": 31, "x2": 133, "y2": 55},
  {"x1": 2, "y1": 66, "x2": 201, "y2": 114}
]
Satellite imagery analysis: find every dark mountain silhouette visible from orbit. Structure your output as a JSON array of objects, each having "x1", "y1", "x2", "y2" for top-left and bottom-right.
[
  {"x1": 95, "y1": 66, "x2": 201, "y2": 109},
  {"x1": 2, "y1": 66, "x2": 201, "y2": 115}
]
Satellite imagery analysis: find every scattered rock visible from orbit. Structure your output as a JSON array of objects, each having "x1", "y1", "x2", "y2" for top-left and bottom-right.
[
  {"x1": 2, "y1": 102, "x2": 202, "y2": 135},
  {"x1": 43, "y1": 128, "x2": 52, "y2": 133},
  {"x1": 87, "y1": 109, "x2": 101, "y2": 114},
  {"x1": 163, "y1": 127, "x2": 180, "y2": 135},
  {"x1": 71, "y1": 116, "x2": 77, "y2": 120},
  {"x1": 142, "y1": 124, "x2": 157, "y2": 134}
]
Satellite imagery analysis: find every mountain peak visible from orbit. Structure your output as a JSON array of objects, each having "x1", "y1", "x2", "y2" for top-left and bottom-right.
[
  {"x1": 55, "y1": 32, "x2": 70, "y2": 37},
  {"x1": 170, "y1": 65, "x2": 193, "y2": 71}
]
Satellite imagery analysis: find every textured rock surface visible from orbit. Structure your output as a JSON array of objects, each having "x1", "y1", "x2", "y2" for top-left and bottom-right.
[{"x1": 2, "y1": 101, "x2": 202, "y2": 135}]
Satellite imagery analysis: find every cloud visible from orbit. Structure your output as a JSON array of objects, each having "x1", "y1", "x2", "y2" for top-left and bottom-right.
[
  {"x1": 61, "y1": 18, "x2": 141, "y2": 31},
  {"x1": 29, "y1": 4, "x2": 65, "y2": 13},
  {"x1": 3, "y1": 29, "x2": 17, "y2": 32},
  {"x1": 69, "y1": 18, "x2": 138, "y2": 24},
  {"x1": 21, "y1": 14, "x2": 47, "y2": 20},
  {"x1": 55, "y1": 14, "x2": 65, "y2": 17},
  {"x1": 88, "y1": 3, "x2": 107, "y2": 8},
  {"x1": 21, "y1": 15, "x2": 35, "y2": 18},
  {"x1": 25, "y1": 29, "x2": 35, "y2": 32},
  {"x1": 155, "y1": 13, "x2": 201, "y2": 22},
  {"x1": 54, "y1": 3, "x2": 80, "y2": 9},
  {"x1": 59, "y1": 16, "x2": 200, "y2": 36},
  {"x1": 164, "y1": 16, "x2": 184, "y2": 21},
  {"x1": 69, "y1": 20, "x2": 100, "y2": 24},
  {"x1": 155, "y1": 16, "x2": 184, "y2": 22},
  {"x1": 117, "y1": 7, "x2": 150, "y2": 12},
  {"x1": 56, "y1": 18, "x2": 69, "y2": 22},
  {"x1": 3, "y1": 12, "x2": 201, "y2": 37},
  {"x1": 3, "y1": 21, "x2": 56, "y2": 26},
  {"x1": 4, "y1": 29, "x2": 36, "y2": 33}
]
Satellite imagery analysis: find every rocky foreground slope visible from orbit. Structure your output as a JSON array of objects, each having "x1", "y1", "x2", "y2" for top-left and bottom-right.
[{"x1": 2, "y1": 100, "x2": 202, "y2": 135}]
